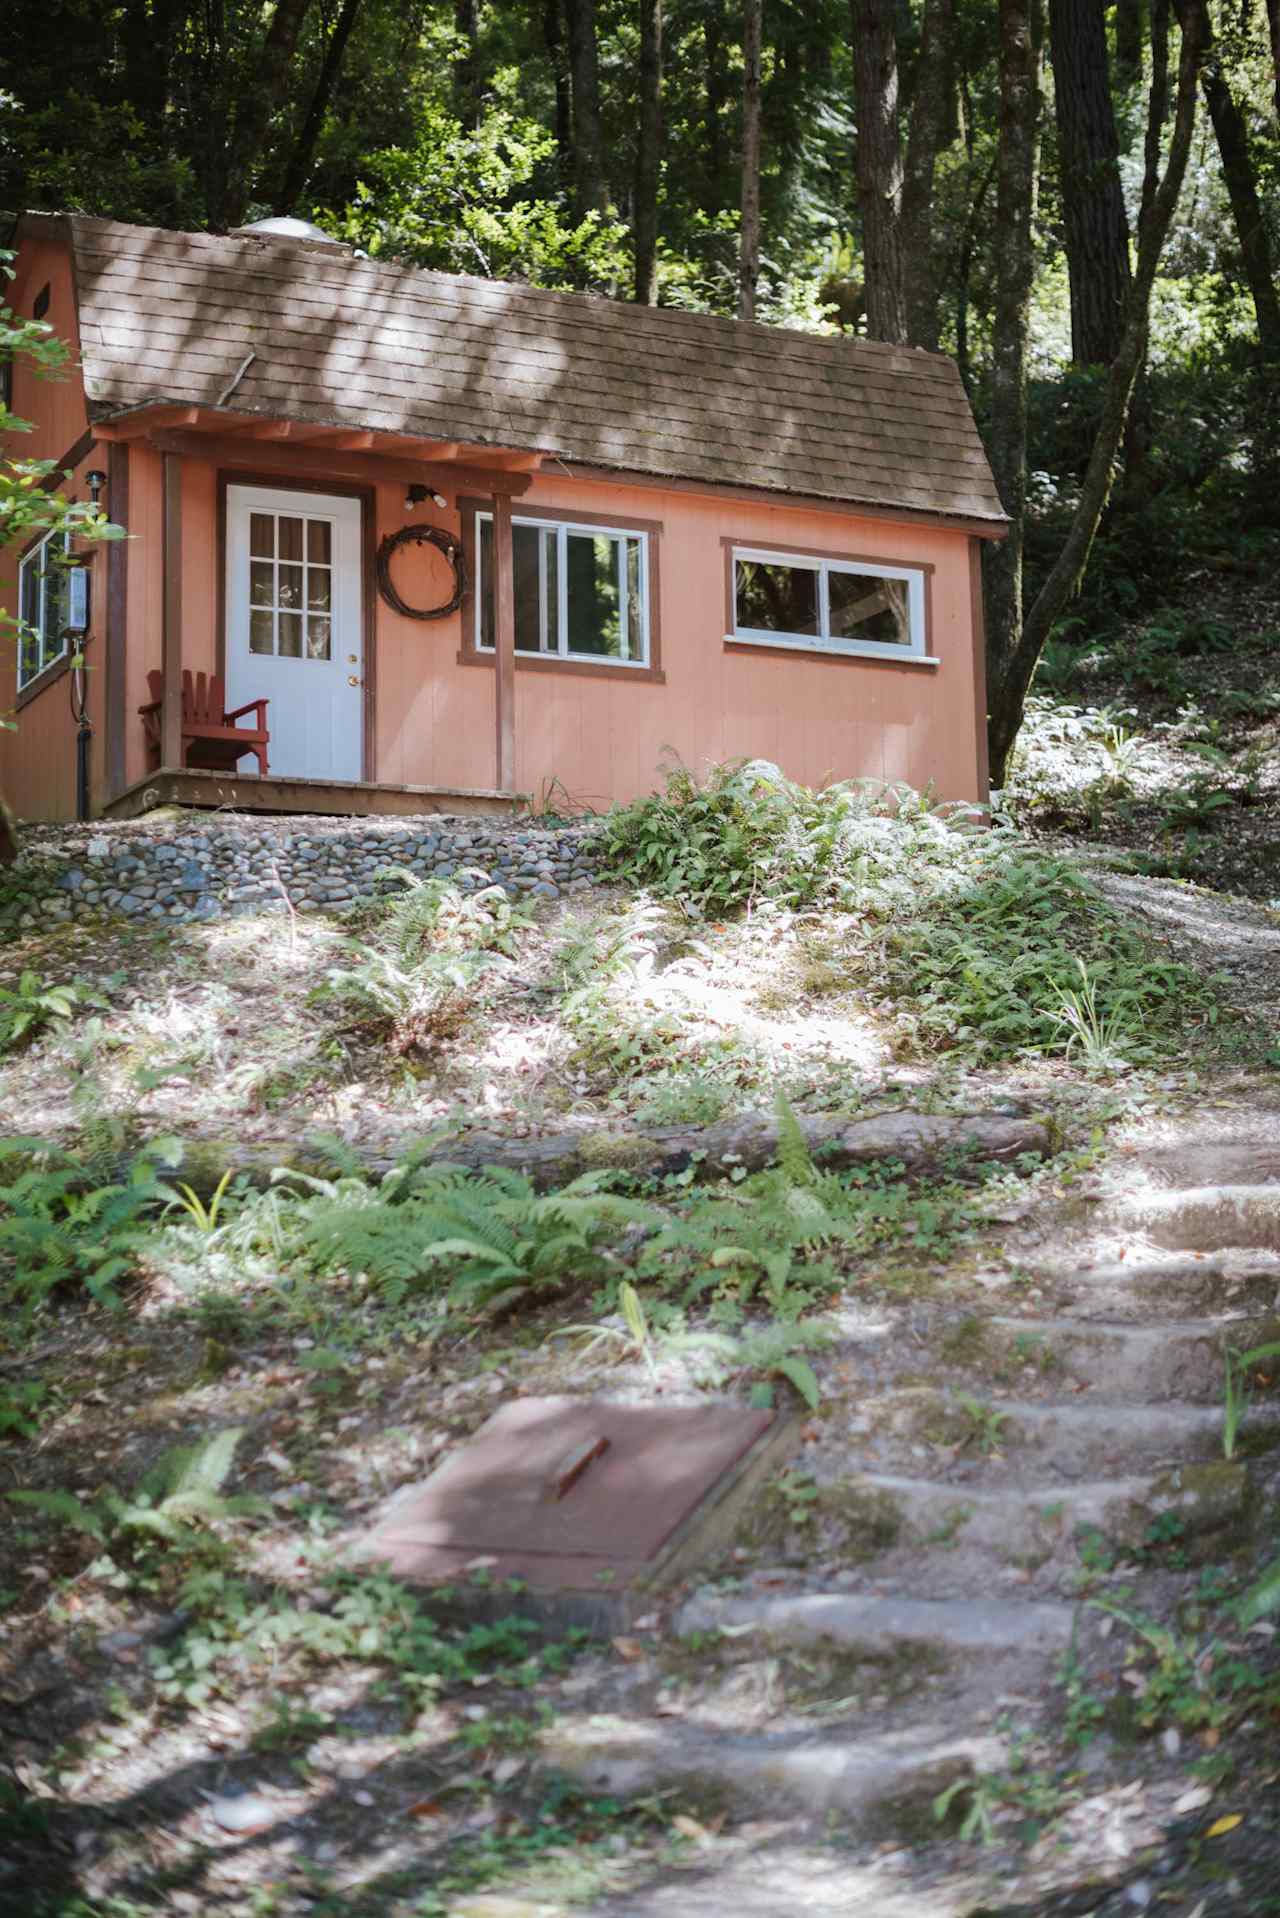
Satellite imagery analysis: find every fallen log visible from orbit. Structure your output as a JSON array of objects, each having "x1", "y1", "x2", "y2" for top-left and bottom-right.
[{"x1": 169, "y1": 1107, "x2": 1052, "y2": 1194}]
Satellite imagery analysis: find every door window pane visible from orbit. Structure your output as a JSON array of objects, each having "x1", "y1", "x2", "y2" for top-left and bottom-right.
[
  {"x1": 278, "y1": 612, "x2": 303, "y2": 658},
  {"x1": 306, "y1": 568, "x2": 331, "y2": 612},
  {"x1": 307, "y1": 519, "x2": 332, "y2": 564},
  {"x1": 735, "y1": 558, "x2": 819, "y2": 637},
  {"x1": 250, "y1": 561, "x2": 274, "y2": 607},
  {"x1": 250, "y1": 513, "x2": 274, "y2": 558},
  {"x1": 307, "y1": 616, "x2": 331, "y2": 660},
  {"x1": 277, "y1": 563, "x2": 303, "y2": 609},
  {"x1": 278, "y1": 517, "x2": 303, "y2": 562},
  {"x1": 249, "y1": 609, "x2": 274, "y2": 655},
  {"x1": 828, "y1": 568, "x2": 911, "y2": 647}
]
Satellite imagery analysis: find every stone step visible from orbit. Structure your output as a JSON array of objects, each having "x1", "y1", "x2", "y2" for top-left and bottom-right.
[
  {"x1": 1054, "y1": 1256, "x2": 1280, "y2": 1324},
  {"x1": 986, "y1": 1313, "x2": 1280, "y2": 1402},
  {"x1": 538, "y1": 1708, "x2": 1007, "y2": 1826},
  {"x1": 675, "y1": 1591, "x2": 1077, "y2": 1656},
  {"x1": 1131, "y1": 1143, "x2": 1280, "y2": 1188},
  {"x1": 1115, "y1": 1183, "x2": 1280, "y2": 1252},
  {"x1": 783, "y1": 1460, "x2": 1251, "y2": 1567},
  {"x1": 857, "y1": 1390, "x2": 1280, "y2": 1478}
]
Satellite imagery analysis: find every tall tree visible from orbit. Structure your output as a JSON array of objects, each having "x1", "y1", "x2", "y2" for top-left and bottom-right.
[
  {"x1": 635, "y1": 0, "x2": 664, "y2": 303},
  {"x1": 1114, "y1": 0, "x2": 1145, "y2": 88},
  {"x1": 544, "y1": 0, "x2": 574, "y2": 187},
  {"x1": 901, "y1": 0, "x2": 958, "y2": 349},
  {"x1": 989, "y1": 0, "x2": 1204, "y2": 780},
  {"x1": 453, "y1": 0, "x2": 481, "y2": 129},
  {"x1": 1179, "y1": 0, "x2": 1280, "y2": 357},
  {"x1": 566, "y1": 0, "x2": 608, "y2": 217},
  {"x1": 1048, "y1": 0, "x2": 1132, "y2": 365},
  {"x1": 210, "y1": 0, "x2": 316, "y2": 228},
  {"x1": 274, "y1": 0, "x2": 366, "y2": 213},
  {"x1": 703, "y1": 0, "x2": 729, "y2": 211},
  {"x1": 739, "y1": 0, "x2": 763, "y2": 319},
  {"x1": 852, "y1": 0, "x2": 908, "y2": 343},
  {"x1": 1268, "y1": 0, "x2": 1280, "y2": 119},
  {"x1": 985, "y1": 0, "x2": 1045, "y2": 782}
]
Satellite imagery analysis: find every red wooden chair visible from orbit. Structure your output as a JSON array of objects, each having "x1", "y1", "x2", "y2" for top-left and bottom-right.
[{"x1": 139, "y1": 670, "x2": 270, "y2": 777}]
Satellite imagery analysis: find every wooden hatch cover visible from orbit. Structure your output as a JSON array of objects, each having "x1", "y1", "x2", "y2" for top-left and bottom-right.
[{"x1": 354, "y1": 1396, "x2": 795, "y2": 1624}]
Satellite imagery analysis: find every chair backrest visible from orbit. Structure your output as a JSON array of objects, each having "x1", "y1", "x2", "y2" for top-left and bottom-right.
[
  {"x1": 182, "y1": 671, "x2": 227, "y2": 726},
  {"x1": 146, "y1": 669, "x2": 163, "y2": 704}
]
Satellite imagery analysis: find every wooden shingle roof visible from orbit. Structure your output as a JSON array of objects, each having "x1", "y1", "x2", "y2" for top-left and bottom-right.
[{"x1": 57, "y1": 215, "x2": 1005, "y2": 524}]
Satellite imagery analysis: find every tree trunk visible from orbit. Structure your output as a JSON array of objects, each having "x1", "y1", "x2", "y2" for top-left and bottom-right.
[
  {"x1": 634, "y1": 0, "x2": 663, "y2": 303},
  {"x1": 1114, "y1": 0, "x2": 1145, "y2": 88},
  {"x1": 984, "y1": 0, "x2": 1046, "y2": 776},
  {"x1": 566, "y1": 0, "x2": 607, "y2": 218},
  {"x1": 273, "y1": 0, "x2": 365, "y2": 213},
  {"x1": 1183, "y1": 0, "x2": 1280, "y2": 358},
  {"x1": 739, "y1": 0, "x2": 763, "y2": 319},
  {"x1": 215, "y1": 0, "x2": 316, "y2": 229},
  {"x1": 1268, "y1": 0, "x2": 1280, "y2": 120},
  {"x1": 1048, "y1": 0, "x2": 1132, "y2": 366},
  {"x1": 0, "y1": 795, "x2": 16, "y2": 867},
  {"x1": 851, "y1": 0, "x2": 908, "y2": 343},
  {"x1": 453, "y1": 0, "x2": 481, "y2": 129},
  {"x1": 988, "y1": 1, "x2": 1204, "y2": 782},
  {"x1": 704, "y1": 2, "x2": 728, "y2": 210},
  {"x1": 901, "y1": 0, "x2": 956, "y2": 348},
  {"x1": 544, "y1": 0, "x2": 574, "y2": 189}
]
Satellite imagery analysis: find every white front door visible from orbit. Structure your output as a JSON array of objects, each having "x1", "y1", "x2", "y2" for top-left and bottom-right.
[{"x1": 225, "y1": 484, "x2": 364, "y2": 782}]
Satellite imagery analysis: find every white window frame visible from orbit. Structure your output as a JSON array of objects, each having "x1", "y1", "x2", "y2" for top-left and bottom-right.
[
  {"x1": 16, "y1": 526, "x2": 72, "y2": 691},
  {"x1": 476, "y1": 513, "x2": 652, "y2": 668},
  {"x1": 729, "y1": 546, "x2": 933, "y2": 664}
]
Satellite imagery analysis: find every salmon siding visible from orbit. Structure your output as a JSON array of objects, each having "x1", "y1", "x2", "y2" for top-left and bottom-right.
[{"x1": 0, "y1": 214, "x2": 1004, "y2": 824}]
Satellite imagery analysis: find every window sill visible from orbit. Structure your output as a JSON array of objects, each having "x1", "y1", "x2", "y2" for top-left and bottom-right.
[
  {"x1": 458, "y1": 648, "x2": 665, "y2": 685},
  {"x1": 14, "y1": 652, "x2": 72, "y2": 710},
  {"x1": 724, "y1": 636, "x2": 939, "y2": 669}
]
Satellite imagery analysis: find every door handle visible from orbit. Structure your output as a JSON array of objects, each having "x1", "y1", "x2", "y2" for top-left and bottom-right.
[{"x1": 348, "y1": 675, "x2": 362, "y2": 687}]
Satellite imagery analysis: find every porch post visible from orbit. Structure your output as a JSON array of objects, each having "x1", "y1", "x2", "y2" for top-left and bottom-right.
[
  {"x1": 161, "y1": 451, "x2": 184, "y2": 770},
  {"x1": 492, "y1": 491, "x2": 516, "y2": 791}
]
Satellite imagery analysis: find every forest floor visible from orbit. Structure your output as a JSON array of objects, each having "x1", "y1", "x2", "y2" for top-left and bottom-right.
[{"x1": 2, "y1": 581, "x2": 1280, "y2": 1918}]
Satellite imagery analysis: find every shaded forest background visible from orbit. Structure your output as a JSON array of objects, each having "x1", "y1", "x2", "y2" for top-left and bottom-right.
[{"x1": 2, "y1": 0, "x2": 1278, "y2": 771}]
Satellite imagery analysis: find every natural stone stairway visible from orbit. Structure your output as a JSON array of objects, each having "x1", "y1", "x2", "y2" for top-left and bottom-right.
[{"x1": 539, "y1": 1105, "x2": 1280, "y2": 1915}]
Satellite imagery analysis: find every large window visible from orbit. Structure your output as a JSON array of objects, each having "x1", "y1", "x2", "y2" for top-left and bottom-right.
[
  {"x1": 16, "y1": 527, "x2": 72, "y2": 691},
  {"x1": 477, "y1": 514, "x2": 650, "y2": 667},
  {"x1": 730, "y1": 547, "x2": 929, "y2": 662}
]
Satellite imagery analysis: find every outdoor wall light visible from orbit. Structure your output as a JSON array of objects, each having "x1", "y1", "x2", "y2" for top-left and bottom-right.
[
  {"x1": 405, "y1": 483, "x2": 448, "y2": 511},
  {"x1": 86, "y1": 469, "x2": 107, "y2": 507}
]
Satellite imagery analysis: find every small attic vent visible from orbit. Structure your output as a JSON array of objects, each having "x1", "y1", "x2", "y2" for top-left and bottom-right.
[{"x1": 231, "y1": 216, "x2": 348, "y2": 253}]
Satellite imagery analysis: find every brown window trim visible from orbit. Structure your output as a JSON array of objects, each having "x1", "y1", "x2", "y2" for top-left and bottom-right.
[
  {"x1": 721, "y1": 533, "x2": 935, "y2": 664},
  {"x1": 216, "y1": 469, "x2": 378, "y2": 782},
  {"x1": 13, "y1": 648, "x2": 73, "y2": 711},
  {"x1": 458, "y1": 495, "x2": 665, "y2": 684}
]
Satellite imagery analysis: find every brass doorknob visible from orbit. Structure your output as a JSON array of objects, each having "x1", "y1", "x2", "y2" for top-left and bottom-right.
[{"x1": 348, "y1": 674, "x2": 361, "y2": 686}]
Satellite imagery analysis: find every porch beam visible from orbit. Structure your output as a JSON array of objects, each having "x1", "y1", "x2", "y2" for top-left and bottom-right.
[
  {"x1": 93, "y1": 406, "x2": 200, "y2": 442},
  {"x1": 492, "y1": 492, "x2": 516, "y2": 793},
  {"x1": 141, "y1": 429, "x2": 535, "y2": 499},
  {"x1": 161, "y1": 452, "x2": 184, "y2": 769}
]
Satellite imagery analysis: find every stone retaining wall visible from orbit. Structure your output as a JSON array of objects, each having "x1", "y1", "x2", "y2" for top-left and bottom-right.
[{"x1": 0, "y1": 814, "x2": 607, "y2": 931}]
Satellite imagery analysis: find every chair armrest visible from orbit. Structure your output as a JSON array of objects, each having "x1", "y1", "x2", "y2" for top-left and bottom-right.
[
  {"x1": 138, "y1": 700, "x2": 161, "y2": 717},
  {"x1": 223, "y1": 699, "x2": 270, "y2": 725}
]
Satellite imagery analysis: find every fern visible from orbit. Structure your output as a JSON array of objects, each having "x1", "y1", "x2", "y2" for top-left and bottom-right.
[
  {"x1": 773, "y1": 1091, "x2": 815, "y2": 1187},
  {"x1": 8, "y1": 1429, "x2": 264, "y2": 1548}
]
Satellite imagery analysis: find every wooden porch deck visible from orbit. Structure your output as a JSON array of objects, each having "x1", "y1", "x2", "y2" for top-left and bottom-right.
[{"x1": 101, "y1": 767, "x2": 528, "y2": 821}]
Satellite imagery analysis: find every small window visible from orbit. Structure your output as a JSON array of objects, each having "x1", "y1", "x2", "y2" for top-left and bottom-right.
[
  {"x1": 16, "y1": 527, "x2": 72, "y2": 690},
  {"x1": 477, "y1": 514, "x2": 650, "y2": 666},
  {"x1": 730, "y1": 547, "x2": 927, "y2": 661}
]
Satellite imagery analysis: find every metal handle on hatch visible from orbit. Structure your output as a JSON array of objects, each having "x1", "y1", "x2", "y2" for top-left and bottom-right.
[{"x1": 547, "y1": 1435, "x2": 610, "y2": 1500}]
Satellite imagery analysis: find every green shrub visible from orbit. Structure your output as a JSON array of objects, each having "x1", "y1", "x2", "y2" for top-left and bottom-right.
[
  {"x1": 0, "y1": 1138, "x2": 179, "y2": 1321},
  {"x1": 601, "y1": 762, "x2": 1217, "y2": 1064}
]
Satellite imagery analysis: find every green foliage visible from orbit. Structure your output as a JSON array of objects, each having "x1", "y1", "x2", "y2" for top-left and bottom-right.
[
  {"x1": 605, "y1": 760, "x2": 1214, "y2": 1065},
  {"x1": 9, "y1": 1426, "x2": 265, "y2": 1547},
  {"x1": 271, "y1": 1158, "x2": 663, "y2": 1318},
  {"x1": 0, "y1": 1375, "x2": 46, "y2": 1438},
  {"x1": 0, "y1": 971, "x2": 85, "y2": 1051},
  {"x1": 320, "y1": 869, "x2": 531, "y2": 1054},
  {"x1": 0, "y1": 1138, "x2": 180, "y2": 1320},
  {"x1": 323, "y1": 81, "x2": 629, "y2": 289}
]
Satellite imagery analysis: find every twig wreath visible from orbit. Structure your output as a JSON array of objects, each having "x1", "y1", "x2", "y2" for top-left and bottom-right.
[{"x1": 375, "y1": 523, "x2": 467, "y2": 620}]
